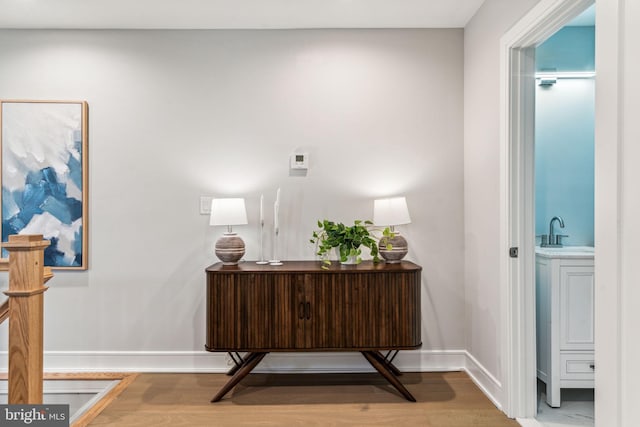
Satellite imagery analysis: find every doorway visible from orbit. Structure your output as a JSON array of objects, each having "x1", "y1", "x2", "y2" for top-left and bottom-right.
[
  {"x1": 533, "y1": 8, "x2": 595, "y2": 426},
  {"x1": 497, "y1": 0, "x2": 595, "y2": 421}
]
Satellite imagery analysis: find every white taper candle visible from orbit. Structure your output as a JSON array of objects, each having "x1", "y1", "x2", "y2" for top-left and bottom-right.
[
  {"x1": 274, "y1": 188, "x2": 280, "y2": 230},
  {"x1": 259, "y1": 194, "x2": 264, "y2": 224}
]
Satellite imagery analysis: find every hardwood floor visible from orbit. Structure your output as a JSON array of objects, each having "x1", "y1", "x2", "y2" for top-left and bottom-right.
[{"x1": 89, "y1": 371, "x2": 519, "y2": 426}]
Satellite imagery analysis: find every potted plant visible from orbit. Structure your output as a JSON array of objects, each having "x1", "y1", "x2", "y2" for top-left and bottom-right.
[{"x1": 310, "y1": 219, "x2": 383, "y2": 267}]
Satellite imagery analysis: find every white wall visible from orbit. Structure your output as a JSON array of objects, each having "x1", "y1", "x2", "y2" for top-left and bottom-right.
[
  {"x1": 595, "y1": 0, "x2": 640, "y2": 424},
  {"x1": 466, "y1": 0, "x2": 640, "y2": 422},
  {"x1": 463, "y1": 0, "x2": 540, "y2": 390},
  {"x1": 0, "y1": 29, "x2": 465, "y2": 370},
  {"x1": 618, "y1": 0, "x2": 640, "y2": 418}
]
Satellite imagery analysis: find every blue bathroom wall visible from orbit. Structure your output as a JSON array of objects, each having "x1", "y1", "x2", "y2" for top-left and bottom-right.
[
  {"x1": 536, "y1": 26, "x2": 595, "y2": 72},
  {"x1": 535, "y1": 26, "x2": 595, "y2": 246}
]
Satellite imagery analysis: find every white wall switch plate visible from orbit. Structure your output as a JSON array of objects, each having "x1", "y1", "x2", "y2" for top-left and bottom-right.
[{"x1": 200, "y1": 196, "x2": 213, "y2": 215}]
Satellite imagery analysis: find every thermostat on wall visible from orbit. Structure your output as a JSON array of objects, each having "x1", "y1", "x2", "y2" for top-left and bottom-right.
[{"x1": 290, "y1": 153, "x2": 309, "y2": 170}]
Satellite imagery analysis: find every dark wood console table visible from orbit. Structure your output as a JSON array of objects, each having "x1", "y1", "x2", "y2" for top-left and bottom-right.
[{"x1": 205, "y1": 260, "x2": 422, "y2": 402}]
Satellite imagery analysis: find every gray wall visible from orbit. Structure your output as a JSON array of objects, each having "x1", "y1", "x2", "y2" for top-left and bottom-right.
[
  {"x1": 0, "y1": 29, "x2": 464, "y2": 368},
  {"x1": 464, "y1": 0, "x2": 541, "y2": 388}
]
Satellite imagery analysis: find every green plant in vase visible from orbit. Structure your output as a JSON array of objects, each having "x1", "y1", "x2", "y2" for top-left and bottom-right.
[{"x1": 310, "y1": 219, "x2": 383, "y2": 268}]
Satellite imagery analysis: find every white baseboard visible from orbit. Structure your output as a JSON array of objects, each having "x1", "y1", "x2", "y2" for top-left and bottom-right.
[
  {"x1": 0, "y1": 379, "x2": 118, "y2": 394},
  {"x1": 0, "y1": 349, "x2": 503, "y2": 409},
  {"x1": 462, "y1": 350, "x2": 503, "y2": 411},
  {"x1": 0, "y1": 349, "x2": 467, "y2": 373},
  {"x1": 516, "y1": 418, "x2": 544, "y2": 427}
]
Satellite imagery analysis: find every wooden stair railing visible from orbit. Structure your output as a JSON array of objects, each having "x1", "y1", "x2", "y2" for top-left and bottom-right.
[
  {"x1": 0, "y1": 297, "x2": 9, "y2": 324},
  {"x1": 0, "y1": 267, "x2": 52, "y2": 325},
  {"x1": 1, "y1": 234, "x2": 53, "y2": 404},
  {"x1": 0, "y1": 258, "x2": 8, "y2": 323}
]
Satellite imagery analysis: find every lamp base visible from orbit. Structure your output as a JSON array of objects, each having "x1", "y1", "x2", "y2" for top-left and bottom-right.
[
  {"x1": 215, "y1": 232, "x2": 245, "y2": 265},
  {"x1": 378, "y1": 234, "x2": 408, "y2": 263}
]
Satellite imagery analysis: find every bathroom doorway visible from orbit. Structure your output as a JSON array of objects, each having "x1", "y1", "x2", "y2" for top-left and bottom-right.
[
  {"x1": 533, "y1": 6, "x2": 595, "y2": 426},
  {"x1": 498, "y1": 0, "x2": 596, "y2": 421}
]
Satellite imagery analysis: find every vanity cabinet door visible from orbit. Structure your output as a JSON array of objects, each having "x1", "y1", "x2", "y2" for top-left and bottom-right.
[{"x1": 559, "y1": 265, "x2": 595, "y2": 351}]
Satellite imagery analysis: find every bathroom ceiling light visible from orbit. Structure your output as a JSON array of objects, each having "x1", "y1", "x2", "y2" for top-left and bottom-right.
[{"x1": 535, "y1": 71, "x2": 596, "y2": 79}]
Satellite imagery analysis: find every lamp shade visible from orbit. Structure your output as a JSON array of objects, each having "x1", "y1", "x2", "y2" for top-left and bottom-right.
[
  {"x1": 210, "y1": 198, "x2": 248, "y2": 226},
  {"x1": 373, "y1": 197, "x2": 411, "y2": 226}
]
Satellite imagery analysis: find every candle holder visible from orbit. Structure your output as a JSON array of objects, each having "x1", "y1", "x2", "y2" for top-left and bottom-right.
[
  {"x1": 256, "y1": 194, "x2": 268, "y2": 264},
  {"x1": 256, "y1": 219, "x2": 268, "y2": 264},
  {"x1": 269, "y1": 188, "x2": 283, "y2": 266},
  {"x1": 269, "y1": 227, "x2": 283, "y2": 266}
]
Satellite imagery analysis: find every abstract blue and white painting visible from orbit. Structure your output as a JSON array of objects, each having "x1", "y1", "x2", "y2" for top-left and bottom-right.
[{"x1": 1, "y1": 101, "x2": 88, "y2": 269}]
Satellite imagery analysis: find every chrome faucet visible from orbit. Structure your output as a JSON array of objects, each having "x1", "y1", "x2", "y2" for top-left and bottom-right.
[
  {"x1": 540, "y1": 216, "x2": 567, "y2": 247},
  {"x1": 549, "y1": 216, "x2": 564, "y2": 244}
]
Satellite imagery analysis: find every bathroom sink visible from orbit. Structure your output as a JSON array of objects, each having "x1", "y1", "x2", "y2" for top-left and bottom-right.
[{"x1": 535, "y1": 246, "x2": 594, "y2": 258}]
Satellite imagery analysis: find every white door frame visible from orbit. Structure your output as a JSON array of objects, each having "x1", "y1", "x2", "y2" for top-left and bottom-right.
[{"x1": 498, "y1": 0, "x2": 594, "y2": 419}]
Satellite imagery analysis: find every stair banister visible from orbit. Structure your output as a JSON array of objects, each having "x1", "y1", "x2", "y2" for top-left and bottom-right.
[{"x1": 1, "y1": 234, "x2": 53, "y2": 404}]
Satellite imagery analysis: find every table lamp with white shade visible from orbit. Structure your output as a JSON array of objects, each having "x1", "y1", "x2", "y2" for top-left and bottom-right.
[
  {"x1": 373, "y1": 196, "x2": 412, "y2": 263},
  {"x1": 210, "y1": 198, "x2": 248, "y2": 265}
]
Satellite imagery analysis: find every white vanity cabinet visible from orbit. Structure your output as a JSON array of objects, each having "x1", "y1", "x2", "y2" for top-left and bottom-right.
[{"x1": 536, "y1": 247, "x2": 595, "y2": 407}]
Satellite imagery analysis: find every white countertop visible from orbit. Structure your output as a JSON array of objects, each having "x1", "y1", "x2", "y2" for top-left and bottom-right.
[{"x1": 535, "y1": 246, "x2": 594, "y2": 259}]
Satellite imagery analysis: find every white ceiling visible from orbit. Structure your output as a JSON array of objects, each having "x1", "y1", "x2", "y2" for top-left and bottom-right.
[{"x1": 0, "y1": 0, "x2": 486, "y2": 30}]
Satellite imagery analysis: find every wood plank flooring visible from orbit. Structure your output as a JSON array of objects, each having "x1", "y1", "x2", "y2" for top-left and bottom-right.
[{"x1": 89, "y1": 371, "x2": 519, "y2": 426}]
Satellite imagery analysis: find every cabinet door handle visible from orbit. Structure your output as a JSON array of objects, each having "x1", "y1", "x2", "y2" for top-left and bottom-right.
[
  {"x1": 305, "y1": 302, "x2": 311, "y2": 320},
  {"x1": 298, "y1": 302, "x2": 305, "y2": 319},
  {"x1": 589, "y1": 364, "x2": 595, "y2": 370}
]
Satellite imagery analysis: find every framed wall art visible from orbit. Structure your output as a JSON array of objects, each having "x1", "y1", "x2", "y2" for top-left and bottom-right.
[{"x1": 1, "y1": 100, "x2": 88, "y2": 269}]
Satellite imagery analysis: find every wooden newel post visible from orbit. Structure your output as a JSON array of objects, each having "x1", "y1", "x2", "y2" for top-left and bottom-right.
[{"x1": 2, "y1": 234, "x2": 51, "y2": 404}]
